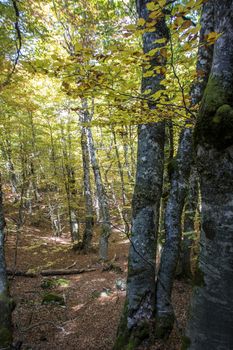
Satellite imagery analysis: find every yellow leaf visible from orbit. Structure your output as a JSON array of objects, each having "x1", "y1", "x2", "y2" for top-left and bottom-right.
[
  {"x1": 125, "y1": 24, "x2": 136, "y2": 31},
  {"x1": 137, "y1": 18, "x2": 146, "y2": 26},
  {"x1": 143, "y1": 70, "x2": 154, "y2": 77},
  {"x1": 146, "y1": 2, "x2": 157, "y2": 11},
  {"x1": 158, "y1": 0, "x2": 166, "y2": 7},
  {"x1": 149, "y1": 10, "x2": 160, "y2": 19},
  {"x1": 153, "y1": 38, "x2": 167, "y2": 44},
  {"x1": 75, "y1": 43, "x2": 83, "y2": 51},
  {"x1": 143, "y1": 89, "x2": 152, "y2": 95}
]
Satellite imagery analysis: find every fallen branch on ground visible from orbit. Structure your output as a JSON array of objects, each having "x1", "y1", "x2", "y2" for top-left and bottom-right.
[{"x1": 7, "y1": 267, "x2": 97, "y2": 278}]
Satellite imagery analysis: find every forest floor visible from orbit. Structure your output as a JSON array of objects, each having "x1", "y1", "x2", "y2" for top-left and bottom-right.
[{"x1": 5, "y1": 212, "x2": 192, "y2": 350}]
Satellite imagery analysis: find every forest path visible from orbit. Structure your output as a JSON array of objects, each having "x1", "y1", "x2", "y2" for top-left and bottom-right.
[{"x1": 5, "y1": 223, "x2": 191, "y2": 350}]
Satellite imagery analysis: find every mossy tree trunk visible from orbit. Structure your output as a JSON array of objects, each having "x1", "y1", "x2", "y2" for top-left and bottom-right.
[
  {"x1": 155, "y1": 0, "x2": 214, "y2": 338},
  {"x1": 185, "y1": 1, "x2": 233, "y2": 349},
  {"x1": 113, "y1": 1, "x2": 169, "y2": 349},
  {"x1": 0, "y1": 175, "x2": 13, "y2": 349}
]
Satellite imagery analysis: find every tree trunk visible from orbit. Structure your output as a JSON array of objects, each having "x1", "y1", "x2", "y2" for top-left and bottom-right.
[
  {"x1": 113, "y1": 1, "x2": 169, "y2": 348},
  {"x1": 155, "y1": 0, "x2": 214, "y2": 338},
  {"x1": 112, "y1": 128, "x2": 129, "y2": 233},
  {"x1": 181, "y1": 166, "x2": 198, "y2": 279},
  {"x1": 82, "y1": 99, "x2": 111, "y2": 260},
  {"x1": 184, "y1": 1, "x2": 233, "y2": 349},
  {"x1": 155, "y1": 127, "x2": 193, "y2": 337},
  {"x1": 79, "y1": 111, "x2": 94, "y2": 252},
  {"x1": 60, "y1": 122, "x2": 80, "y2": 242},
  {"x1": 0, "y1": 175, "x2": 13, "y2": 349}
]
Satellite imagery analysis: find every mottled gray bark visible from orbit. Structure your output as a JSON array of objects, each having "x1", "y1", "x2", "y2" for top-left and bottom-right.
[
  {"x1": 181, "y1": 166, "x2": 198, "y2": 279},
  {"x1": 112, "y1": 128, "x2": 129, "y2": 233},
  {"x1": 185, "y1": 1, "x2": 233, "y2": 349},
  {"x1": 0, "y1": 176, "x2": 13, "y2": 349},
  {"x1": 60, "y1": 122, "x2": 80, "y2": 242},
  {"x1": 113, "y1": 1, "x2": 169, "y2": 348},
  {"x1": 155, "y1": 128, "x2": 193, "y2": 337},
  {"x1": 0, "y1": 138, "x2": 18, "y2": 196},
  {"x1": 79, "y1": 111, "x2": 94, "y2": 252},
  {"x1": 82, "y1": 100, "x2": 111, "y2": 261},
  {"x1": 29, "y1": 112, "x2": 40, "y2": 202},
  {"x1": 155, "y1": 1, "x2": 214, "y2": 338}
]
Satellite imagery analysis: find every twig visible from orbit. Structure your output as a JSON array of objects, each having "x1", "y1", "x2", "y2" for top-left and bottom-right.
[{"x1": 18, "y1": 321, "x2": 65, "y2": 333}]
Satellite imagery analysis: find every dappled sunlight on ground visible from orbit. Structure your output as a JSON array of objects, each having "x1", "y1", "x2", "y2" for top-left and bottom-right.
[{"x1": 5, "y1": 219, "x2": 191, "y2": 350}]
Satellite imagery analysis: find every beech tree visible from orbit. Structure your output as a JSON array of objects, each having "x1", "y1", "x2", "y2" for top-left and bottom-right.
[
  {"x1": 184, "y1": 0, "x2": 233, "y2": 349},
  {"x1": 0, "y1": 176, "x2": 13, "y2": 349},
  {"x1": 155, "y1": 0, "x2": 214, "y2": 337},
  {"x1": 113, "y1": 1, "x2": 169, "y2": 348}
]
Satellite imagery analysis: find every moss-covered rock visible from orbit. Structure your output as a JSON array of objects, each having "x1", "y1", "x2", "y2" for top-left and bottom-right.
[
  {"x1": 194, "y1": 76, "x2": 233, "y2": 150},
  {"x1": 42, "y1": 292, "x2": 65, "y2": 305}
]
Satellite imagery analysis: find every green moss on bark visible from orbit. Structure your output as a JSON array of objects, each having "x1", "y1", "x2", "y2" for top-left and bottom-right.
[
  {"x1": 0, "y1": 293, "x2": 13, "y2": 348},
  {"x1": 181, "y1": 335, "x2": 191, "y2": 350},
  {"x1": 155, "y1": 312, "x2": 174, "y2": 339},
  {"x1": 193, "y1": 265, "x2": 206, "y2": 287},
  {"x1": 0, "y1": 327, "x2": 12, "y2": 347},
  {"x1": 113, "y1": 300, "x2": 150, "y2": 350},
  {"x1": 194, "y1": 76, "x2": 233, "y2": 150}
]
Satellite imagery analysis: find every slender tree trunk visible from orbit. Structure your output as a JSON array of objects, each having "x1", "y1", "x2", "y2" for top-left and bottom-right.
[
  {"x1": 113, "y1": 1, "x2": 169, "y2": 348},
  {"x1": 0, "y1": 175, "x2": 13, "y2": 349},
  {"x1": 181, "y1": 166, "x2": 198, "y2": 279},
  {"x1": 0, "y1": 138, "x2": 18, "y2": 196},
  {"x1": 112, "y1": 128, "x2": 129, "y2": 233},
  {"x1": 155, "y1": 128, "x2": 193, "y2": 337},
  {"x1": 82, "y1": 99, "x2": 111, "y2": 260},
  {"x1": 184, "y1": 1, "x2": 233, "y2": 349},
  {"x1": 155, "y1": 0, "x2": 214, "y2": 338},
  {"x1": 79, "y1": 112, "x2": 94, "y2": 252},
  {"x1": 60, "y1": 123, "x2": 80, "y2": 242},
  {"x1": 29, "y1": 112, "x2": 40, "y2": 202}
]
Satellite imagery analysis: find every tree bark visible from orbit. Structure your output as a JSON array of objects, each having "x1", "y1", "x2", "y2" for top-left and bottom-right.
[
  {"x1": 181, "y1": 166, "x2": 198, "y2": 279},
  {"x1": 79, "y1": 109, "x2": 94, "y2": 252},
  {"x1": 82, "y1": 99, "x2": 111, "y2": 261},
  {"x1": 60, "y1": 121, "x2": 80, "y2": 242},
  {"x1": 155, "y1": 127, "x2": 193, "y2": 337},
  {"x1": 155, "y1": 0, "x2": 214, "y2": 338},
  {"x1": 184, "y1": 1, "x2": 233, "y2": 349},
  {"x1": 113, "y1": 1, "x2": 169, "y2": 348},
  {"x1": 0, "y1": 175, "x2": 13, "y2": 349}
]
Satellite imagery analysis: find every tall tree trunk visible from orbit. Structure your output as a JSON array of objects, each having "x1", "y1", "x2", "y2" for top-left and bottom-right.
[
  {"x1": 184, "y1": 1, "x2": 233, "y2": 349},
  {"x1": 155, "y1": 0, "x2": 214, "y2": 338},
  {"x1": 113, "y1": 1, "x2": 169, "y2": 348},
  {"x1": 82, "y1": 99, "x2": 111, "y2": 261},
  {"x1": 60, "y1": 122, "x2": 80, "y2": 242},
  {"x1": 0, "y1": 175, "x2": 13, "y2": 349},
  {"x1": 181, "y1": 166, "x2": 198, "y2": 279},
  {"x1": 29, "y1": 112, "x2": 40, "y2": 202},
  {"x1": 155, "y1": 127, "x2": 193, "y2": 337},
  {"x1": 79, "y1": 111, "x2": 94, "y2": 252},
  {"x1": 112, "y1": 128, "x2": 129, "y2": 233},
  {"x1": 0, "y1": 138, "x2": 18, "y2": 196}
]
